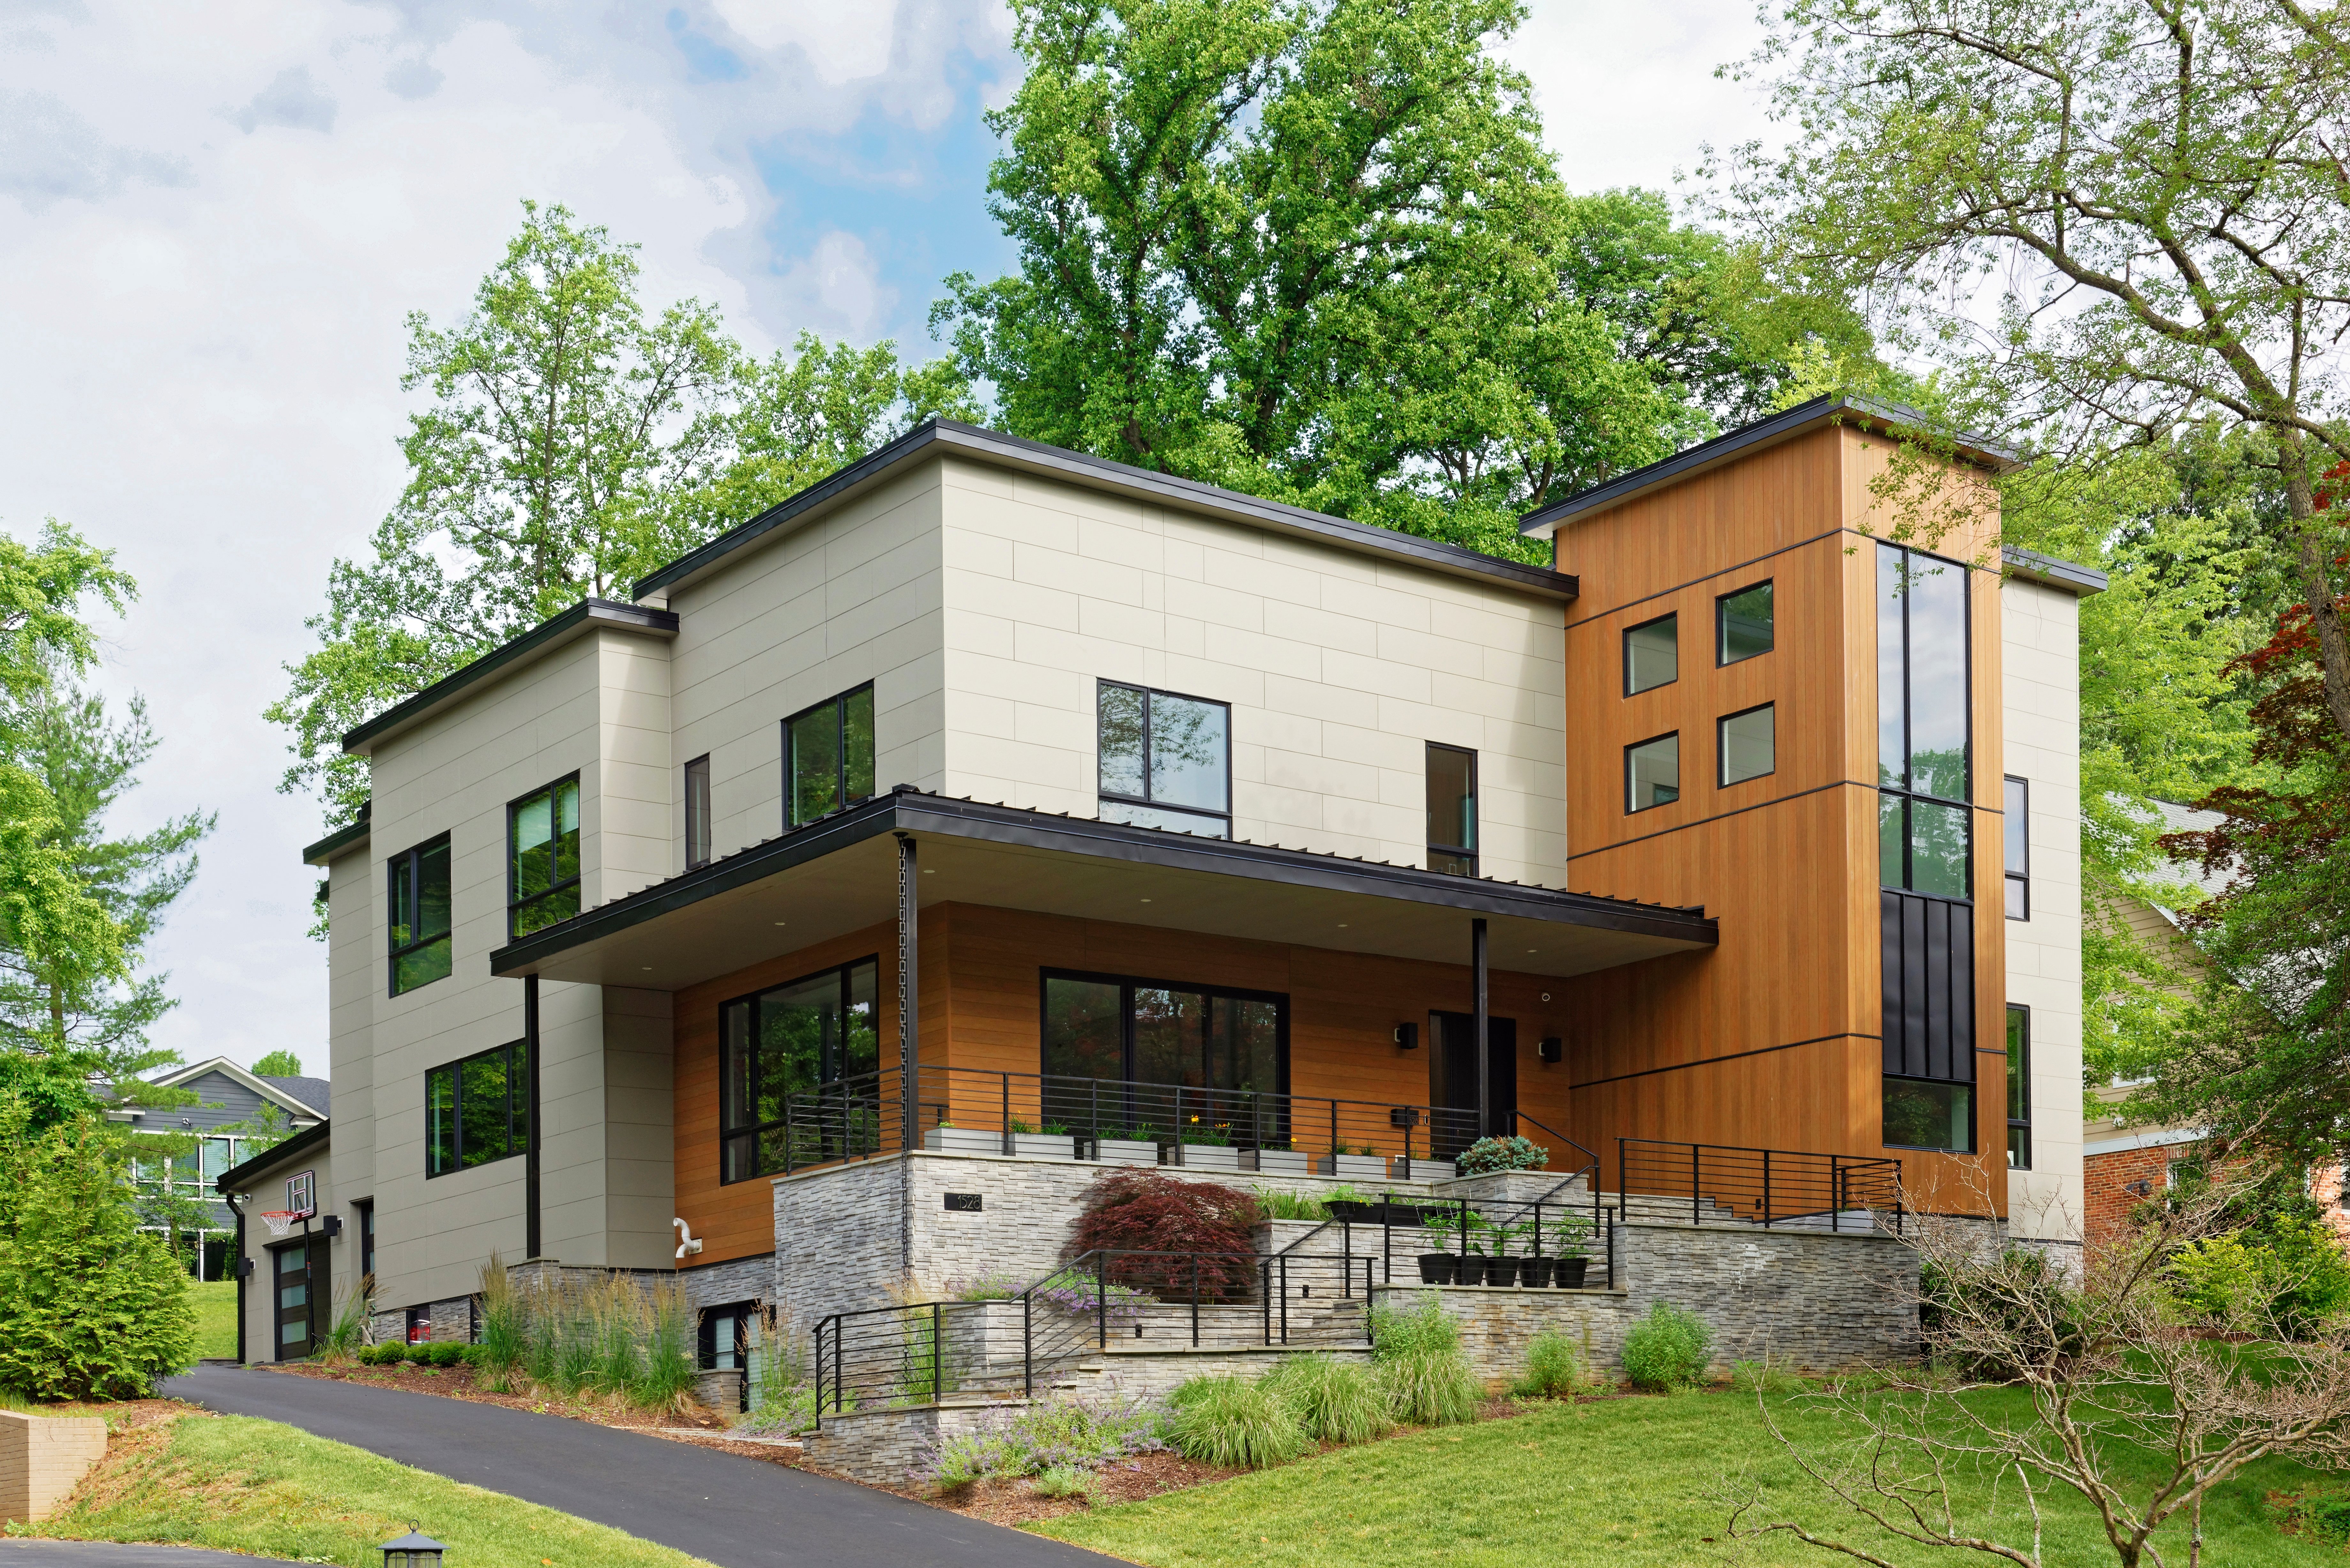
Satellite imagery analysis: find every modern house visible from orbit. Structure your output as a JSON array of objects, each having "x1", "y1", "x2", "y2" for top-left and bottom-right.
[
  {"x1": 229, "y1": 396, "x2": 2102, "y2": 1398},
  {"x1": 113, "y1": 1056, "x2": 326, "y2": 1279}
]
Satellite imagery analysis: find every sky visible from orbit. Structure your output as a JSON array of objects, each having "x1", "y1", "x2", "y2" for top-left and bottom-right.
[{"x1": 0, "y1": 0, "x2": 1777, "y2": 1078}]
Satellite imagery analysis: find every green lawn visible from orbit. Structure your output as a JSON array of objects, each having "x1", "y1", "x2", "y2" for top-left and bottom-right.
[
  {"x1": 1035, "y1": 1386, "x2": 2341, "y2": 1567},
  {"x1": 188, "y1": 1280, "x2": 238, "y2": 1361},
  {"x1": 33, "y1": 1411, "x2": 715, "y2": 1568}
]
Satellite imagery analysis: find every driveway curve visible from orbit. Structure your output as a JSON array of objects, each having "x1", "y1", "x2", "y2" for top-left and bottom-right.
[{"x1": 159, "y1": 1365, "x2": 1126, "y2": 1568}]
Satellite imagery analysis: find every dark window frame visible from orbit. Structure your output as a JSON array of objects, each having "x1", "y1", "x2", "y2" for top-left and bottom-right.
[
  {"x1": 782, "y1": 683, "x2": 877, "y2": 830},
  {"x1": 424, "y1": 1038, "x2": 528, "y2": 1178},
  {"x1": 2006, "y1": 1003, "x2": 2031, "y2": 1169},
  {"x1": 698, "y1": 1298, "x2": 759, "y2": 1371},
  {"x1": 1622, "y1": 612, "x2": 1679, "y2": 697},
  {"x1": 386, "y1": 833, "x2": 452, "y2": 997},
  {"x1": 1095, "y1": 680, "x2": 1234, "y2": 835},
  {"x1": 1877, "y1": 542, "x2": 1975, "y2": 895},
  {"x1": 1881, "y1": 1074, "x2": 1977, "y2": 1154},
  {"x1": 507, "y1": 774, "x2": 583, "y2": 940},
  {"x1": 1425, "y1": 741, "x2": 1478, "y2": 877},
  {"x1": 717, "y1": 955, "x2": 882, "y2": 1186},
  {"x1": 2004, "y1": 775, "x2": 2030, "y2": 921},
  {"x1": 1715, "y1": 579, "x2": 1775, "y2": 667},
  {"x1": 355, "y1": 1198, "x2": 374, "y2": 1280},
  {"x1": 1038, "y1": 966, "x2": 1291, "y2": 1097},
  {"x1": 1624, "y1": 730, "x2": 1680, "y2": 815},
  {"x1": 684, "y1": 754, "x2": 712, "y2": 871},
  {"x1": 1716, "y1": 702, "x2": 1776, "y2": 789}
]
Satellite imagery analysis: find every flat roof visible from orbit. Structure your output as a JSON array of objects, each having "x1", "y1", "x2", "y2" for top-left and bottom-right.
[
  {"x1": 1519, "y1": 395, "x2": 2023, "y2": 539},
  {"x1": 633, "y1": 419, "x2": 1580, "y2": 604},
  {"x1": 2000, "y1": 545, "x2": 2108, "y2": 596}
]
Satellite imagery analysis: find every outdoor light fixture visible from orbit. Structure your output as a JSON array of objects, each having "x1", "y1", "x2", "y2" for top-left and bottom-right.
[
  {"x1": 380, "y1": 1528, "x2": 446, "y2": 1566},
  {"x1": 1537, "y1": 1037, "x2": 1563, "y2": 1064},
  {"x1": 1392, "y1": 1022, "x2": 1418, "y2": 1051}
]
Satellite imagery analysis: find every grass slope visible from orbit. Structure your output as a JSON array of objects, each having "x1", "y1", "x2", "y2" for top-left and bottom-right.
[
  {"x1": 1036, "y1": 1386, "x2": 2340, "y2": 1567},
  {"x1": 30, "y1": 1410, "x2": 715, "y2": 1568},
  {"x1": 188, "y1": 1281, "x2": 237, "y2": 1361}
]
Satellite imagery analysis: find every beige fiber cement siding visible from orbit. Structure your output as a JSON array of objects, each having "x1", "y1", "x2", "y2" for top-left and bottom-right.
[
  {"x1": 934, "y1": 457, "x2": 1568, "y2": 884},
  {"x1": 662, "y1": 462, "x2": 947, "y2": 871},
  {"x1": 2002, "y1": 577, "x2": 2086, "y2": 1245},
  {"x1": 325, "y1": 844, "x2": 375, "y2": 1307}
]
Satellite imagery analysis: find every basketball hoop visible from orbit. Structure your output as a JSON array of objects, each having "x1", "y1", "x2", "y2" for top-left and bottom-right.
[{"x1": 259, "y1": 1210, "x2": 302, "y2": 1239}]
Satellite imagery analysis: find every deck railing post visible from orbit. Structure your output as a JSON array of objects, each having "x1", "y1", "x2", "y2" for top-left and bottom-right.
[
  {"x1": 1831, "y1": 1156, "x2": 1842, "y2": 1233},
  {"x1": 1096, "y1": 1254, "x2": 1107, "y2": 1350},
  {"x1": 1023, "y1": 1293, "x2": 1033, "y2": 1399},
  {"x1": 1329, "y1": 1100, "x2": 1338, "y2": 1164},
  {"x1": 1762, "y1": 1149, "x2": 1772, "y2": 1228},
  {"x1": 1173, "y1": 1084, "x2": 1185, "y2": 1166},
  {"x1": 1001, "y1": 1074, "x2": 1012, "y2": 1156},
  {"x1": 1692, "y1": 1144, "x2": 1702, "y2": 1226},
  {"x1": 1279, "y1": 1254, "x2": 1289, "y2": 1345},
  {"x1": 931, "y1": 1302, "x2": 942, "y2": 1404},
  {"x1": 1191, "y1": 1256, "x2": 1200, "y2": 1347},
  {"x1": 1262, "y1": 1259, "x2": 1271, "y2": 1346},
  {"x1": 832, "y1": 1317, "x2": 843, "y2": 1419}
]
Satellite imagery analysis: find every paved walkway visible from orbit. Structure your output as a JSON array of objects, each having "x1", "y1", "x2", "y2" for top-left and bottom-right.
[
  {"x1": 159, "y1": 1366, "x2": 1126, "y2": 1568},
  {"x1": 0, "y1": 1549, "x2": 308, "y2": 1566}
]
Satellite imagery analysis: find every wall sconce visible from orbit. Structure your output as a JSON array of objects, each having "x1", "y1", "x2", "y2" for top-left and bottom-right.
[
  {"x1": 1537, "y1": 1037, "x2": 1562, "y2": 1065},
  {"x1": 1392, "y1": 1022, "x2": 1418, "y2": 1051}
]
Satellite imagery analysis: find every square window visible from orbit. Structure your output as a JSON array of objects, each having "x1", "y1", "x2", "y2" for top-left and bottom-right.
[
  {"x1": 1623, "y1": 614, "x2": 1678, "y2": 696},
  {"x1": 1625, "y1": 733, "x2": 1679, "y2": 813},
  {"x1": 1097, "y1": 682, "x2": 1231, "y2": 837},
  {"x1": 1883, "y1": 1077, "x2": 1972, "y2": 1151},
  {"x1": 1717, "y1": 704, "x2": 1774, "y2": 787},
  {"x1": 1717, "y1": 582, "x2": 1773, "y2": 665}
]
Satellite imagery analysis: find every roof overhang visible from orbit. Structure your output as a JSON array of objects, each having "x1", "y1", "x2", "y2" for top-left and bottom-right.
[
  {"x1": 303, "y1": 815, "x2": 370, "y2": 867},
  {"x1": 633, "y1": 421, "x2": 1579, "y2": 605},
  {"x1": 341, "y1": 599, "x2": 679, "y2": 757},
  {"x1": 2000, "y1": 545, "x2": 2108, "y2": 596},
  {"x1": 1519, "y1": 395, "x2": 2023, "y2": 540},
  {"x1": 492, "y1": 788, "x2": 1717, "y2": 992}
]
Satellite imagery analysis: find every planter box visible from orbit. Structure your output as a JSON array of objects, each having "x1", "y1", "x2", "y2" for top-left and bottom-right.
[
  {"x1": 1316, "y1": 1153, "x2": 1388, "y2": 1181},
  {"x1": 1247, "y1": 1149, "x2": 1313, "y2": 1176},
  {"x1": 1011, "y1": 1134, "x2": 1076, "y2": 1161},
  {"x1": 1169, "y1": 1144, "x2": 1243, "y2": 1171},
  {"x1": 1387, "y1": 1156, "x2": 1446, "y2": 1182},
  {"x1": 1092, "y1": 1138, "x2": 1160, "y2": 1167},
  {"x1": 923, "y1": 1127, "x2": 1005, "y2": 1156}
]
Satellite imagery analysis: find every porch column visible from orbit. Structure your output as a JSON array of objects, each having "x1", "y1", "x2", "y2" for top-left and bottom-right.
[
  {"x1": 895, "y1": 832, "x2": 920, "y2": 1155},
  {"x1": 1472, "y1": 917, "x2": 1489, "y2": 1137}
]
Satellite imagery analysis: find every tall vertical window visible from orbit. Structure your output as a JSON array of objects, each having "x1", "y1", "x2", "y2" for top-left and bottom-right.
[
  {"x1": 425, "y1": 1039, "x2": 527, "y2": 1176},
  {"x1": 357, "y1": 1199, "x2": 375, "y2": 1280},
  {"x1": 1717, "y1": 704, "x2": 1775, "y2": 787},
  {"x1": 785, "y1": 685, "x2": 876, "y2": 827},
  {"x1": 1097, "y1": 682, "x2": 1230, "y2": 837},
  {"x1": 387, "y1": 834, "x2": 452, "y2": 994},
  {"x1": 1623, "y1": 614, "x2": 1678, "y2": 695},
  {"x1": 1425, "y1": 743, "x2": 1477, "y2": 876},
  {"x1": 1877, "y1": 544, "x2": 1972, "y2": 894},
  {"x1": 719, "y1": 958, "x2": 880, "y2": 1183},
  {"x1": 2004, "y1": 776, "x2": 2030, "y2": 920},
  {"x1": 2006, "y1": 1005, "x2": 2031, "y2": 1169},
  {"x1": 509, "y1": 776, "x2": 581, "y2": 938},
  {"x1": 1717, "y1": 581, "x2": 1774, "y2": 665},
  {"x1": 1626, "y1": 732, "x2": 1679, "y2": 812},
  {"x1": 684, "y1": 754, "x2": 712, "y2": 870}
]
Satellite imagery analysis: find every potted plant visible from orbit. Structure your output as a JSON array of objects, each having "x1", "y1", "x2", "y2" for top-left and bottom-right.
[
  {"x1": 1246, "y1": 1142, "x2": 1313, "y2": 1177},
  {"x1": 1168, "y1": 1118, "x2": 1243, "y2": 1171},
  {"x1": 1315, "y1": 1144, "x2": 1387, "y2": 1182},
  {"x1": 1009, "y1": 1120, "x2": 1076, "y2": 1160},
  {"x1": 1504, "y1": 1217, "x2": 1554, "y2": 1287},
  {"x1": 922, "y1": 1121, "x2": 1003, "y2": 1157},
  {"x1": 1549, "y1": 1211, "x2": 1595, "y2": 1288},
  {"x1": 1089, "y1": 1124, "x2": 1161, "y2": 1167}
]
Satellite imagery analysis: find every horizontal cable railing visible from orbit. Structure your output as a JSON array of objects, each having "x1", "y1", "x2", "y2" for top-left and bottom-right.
[{"x1": 1618, "y1": 1138, "x2": 1903, "y2": 1234}]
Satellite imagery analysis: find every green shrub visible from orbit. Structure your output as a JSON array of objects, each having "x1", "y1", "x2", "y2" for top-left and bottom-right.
[
  {"x1": 1512, "y1": 1330, "x2": 1581, "y2": 1399},
  {"x1": 2173, "y1": 1220, "x2": 2350, "y2": 1338},
  {"x1": 1370, "y1": 1293, "x2": 1480, "y2": 1425},
  {"x1": 1250, "y1": 1188, "x2": 1329, "y2": 1222},
  {"x1": 1031, "y1": 1464, "x2": 1099, "y2": 1502},
  {"x1": 0, "y1": 1105, "x2": 195, "y2": 1399},
  {"x1": 357, "y1": 1342, "x2": 406, "y2": 1367},
  {"x1": 1168, "y1": 1375, "x2": 1309, "y2": 1468},
  {"x1": 1621, "y1": 1302, "x2": 1712, "y2": 1391},
  {"x1": 1458, "y1": 1135, "x2": 1549, "y2": 1174},
  {"x1": 413, "y1": 1341, "x2": 466, "y2": 1368},
  {"x1": 1259, "y1": 1353, "x2": 1391, "y2": 1444}
]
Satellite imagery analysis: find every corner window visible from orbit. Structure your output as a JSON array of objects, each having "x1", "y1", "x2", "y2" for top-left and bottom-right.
[
  {"x1": 387, "y1": 834, "x2": 452, "y2": 995},
  {"x1": 2006, "y1": 1004, "x2": 2031, "y2": 1169},
  {"x1": 425, "y1": 1039, "x2": 527, "y2": 1177},
  {"x1": 1877, "y1": 543, "x2": 1972, "y2": 894},
  {"x1": 509, "y1": 776, "x2": 581, "y2": 939},
  {"x1": 1097, "y1": 682, "x2": 1230, "y2": 837},
  {"x1": 1625, "y1": 732, "x2": 1679, "y2": 813},
  {"x1": 785, "y1": 684, "x2": 876, "y2": 827},
  {"x1": 1883, "y1": 1078, "x2": 1972, "y2": 1152},
  {"x1": 685, "y1": 754, "x2": 712, "y2": 871},
  {"x1": 719, "y1": 958, "x2": 880, "y2": 1183},
  {"x1": 1623, "y1": 614, "x2": 1678, "y2": 696},
  {"x1": 1717, "y1": 704, "x2": 1774, "y2": 788},
  {"x1": 1425, "y1": 743, "x2": 1477, "y2": 876},
  {"x1": 1717, "y1": 581, "x2": 1774, "y2": 665},
  {"x1": 2004, "y1": 776, "x2": 2029, "y2": 920}
]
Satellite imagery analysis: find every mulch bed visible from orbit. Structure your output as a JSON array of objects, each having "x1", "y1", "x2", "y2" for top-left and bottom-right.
[{"x1": 920, "y1": 1451, "x2": 1249, "y2": 1528}]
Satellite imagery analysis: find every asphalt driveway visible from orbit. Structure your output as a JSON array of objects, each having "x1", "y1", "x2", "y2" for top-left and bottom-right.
[{"x1": 159, "y1": 1365, "x2": 1126, "y2": 1568}]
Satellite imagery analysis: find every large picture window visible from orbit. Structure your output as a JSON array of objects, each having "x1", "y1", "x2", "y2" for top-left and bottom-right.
[
  {"x1": 426, "y1": 1039, "x2": 527, "y2": 1177},
  {"x1": 1877, "y1": 544, "x2": 1972, "y2": 894},
  {"x1": 719, "y1": 958, "x2": 880, "y2": 1183},
  {"x1": 509, "y1": 776, "x2": 581, "y2": 938},
  {"x1": 1425, "y1": 743, "x2": 1477, "y2": 876},
  {"x1": 1097, "y1": 682, "x2": 1230, "y2": 837},
  {"x1": 1042, "y1": 970, "x2": 1286, "y2": 1142},
  {"x1": 785, "y1": 685, "x2": 876, "y2": 828},
  {"x1": 387, "y1": 834, "x2": 451, "y2": 995}
]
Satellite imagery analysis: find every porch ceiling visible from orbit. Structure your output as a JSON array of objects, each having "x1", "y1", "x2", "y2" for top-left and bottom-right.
[{"x1": 490, "y1": 788, "x2": 1717, "y2": 991}]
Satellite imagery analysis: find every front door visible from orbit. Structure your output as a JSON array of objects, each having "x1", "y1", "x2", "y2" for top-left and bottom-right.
[
  {"x1": 272, "y1": 1234, "x2": 329, "y2": 1360},
  {"x1": 1430, "y1": 1012, "x2": 1516, "y2": 1150}
]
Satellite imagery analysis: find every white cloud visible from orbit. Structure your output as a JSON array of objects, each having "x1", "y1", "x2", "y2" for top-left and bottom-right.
[
  {"x1": 227, "y1": 64, "x2": 339, "y2": 133},
  {"x1": 765, "y1": 229, "x2": 893, "y2": 341},
  {"x1": 0, "y1": 87, "x2": 190, "y2": 209},
  {"x1": 708, "y1": 0, "x2": 894, "y2": 85}
]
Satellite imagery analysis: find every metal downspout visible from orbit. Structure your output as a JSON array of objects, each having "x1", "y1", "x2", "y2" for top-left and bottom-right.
[
  {"x1": 224, "y1": 1190, "x2": 246, "y2": 1364},
  {"x1": 1472, "y1": 917, "x2": 1490, "y2": 1137},
  {"x1": 896, "y1": 831, "x2": 920, "y2": 1273}
]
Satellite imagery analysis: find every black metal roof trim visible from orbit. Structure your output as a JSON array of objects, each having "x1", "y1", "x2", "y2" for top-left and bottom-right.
[
  {"x1": 490, "y1": 786, "x2": 1716, "y2": 976},
  {"x1": 341, "y1": 599, "x2": 680, "y2": 756},
  {"x1": 631, "y1": 419, "x2": 1579, "y2": 603},
  {"x1": 1518, "y1": 395, "x2": 2024, "y2": 538},
  {"x1": 301, "y1": 816, "x2": 370, "y2": 867},
  {"x1": 2000, "y1": 545, "x2": 2109, "y2": 596},
  {"x1": 216, "y1": 1114, "x2": 331, "y2": 1194}
]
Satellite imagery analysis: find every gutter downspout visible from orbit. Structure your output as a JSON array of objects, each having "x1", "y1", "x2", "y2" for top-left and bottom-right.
[
  {"x1": 525, "y1": 975, "x2": 542, "y2": 1259},
  {"x1": 1472, "y1": 918, "x2": 1490, "y2": 1138},
  {"x1": 896, "y1": 831, "x2": 920, "y2": 1274},
  {"x1": 224, "y1": 1191, "x2": 246, "y2": 1365}
]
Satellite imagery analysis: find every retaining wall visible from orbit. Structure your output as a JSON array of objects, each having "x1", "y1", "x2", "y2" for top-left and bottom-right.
[{"x1": 0, "y1": 1410, "x2": 107, "y2": 1524}]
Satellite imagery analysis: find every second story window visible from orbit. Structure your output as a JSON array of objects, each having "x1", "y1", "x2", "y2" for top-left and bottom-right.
[
  {"x1": 1425, "y1": 743, "x2": 1477, "y2": 876},
  {"x1": 1717, "y1": 581, "x2": 1774, "y2": 665},
  {"x1": 786, "y1": 684, "x2": 876, "y2": 827},
  {"x1": 1626, "y1": 732, "x2": 1679, "y2": 813},
  {"x1": 1098, "y1": 682, "x2": 1230, "y2": 837},
  {"x1": 387, "y1": 834, "x2": 452, "y2": 994},
  {"x1": 1718, "y1": 704, "x2": 1775, "y2": 787},
  {"x1": 1877, "y1": 544, "x2": 1971, "y2": 897},
  {"x1": 2004, "y1": 776, "x2": 2030, "y2": 919},
  {"x1": 426, "y1": 1038, "x2": 527, "y2": 1177},
  {"x1": 684, "y1": 754, "x2": 712, "y2": 870},
  {"x1": 509, "y1": 776, "x2": 581, "y2": 938},
  {"x1": 1623, "y1": 613, "x2": 1678, "y2": 695}
]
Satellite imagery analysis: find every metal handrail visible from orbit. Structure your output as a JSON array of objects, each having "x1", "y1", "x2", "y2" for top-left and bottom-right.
[{"x1": 1616, "y1": 1137, "x2": 1904, "y2": 1234}]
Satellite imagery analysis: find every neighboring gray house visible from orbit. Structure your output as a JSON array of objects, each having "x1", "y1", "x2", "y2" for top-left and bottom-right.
[{"x1": 116, "y1": 1057, "x2": 326, "y2": 1278}]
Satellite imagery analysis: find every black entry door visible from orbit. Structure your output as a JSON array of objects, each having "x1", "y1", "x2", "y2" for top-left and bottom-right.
[
  {"x1": 1430, "y1": 1012, "x2": 1516, "y2": 1148},
  {"x1": 273, "y1": 1235, "x2": 329, "y2": 1360}
]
